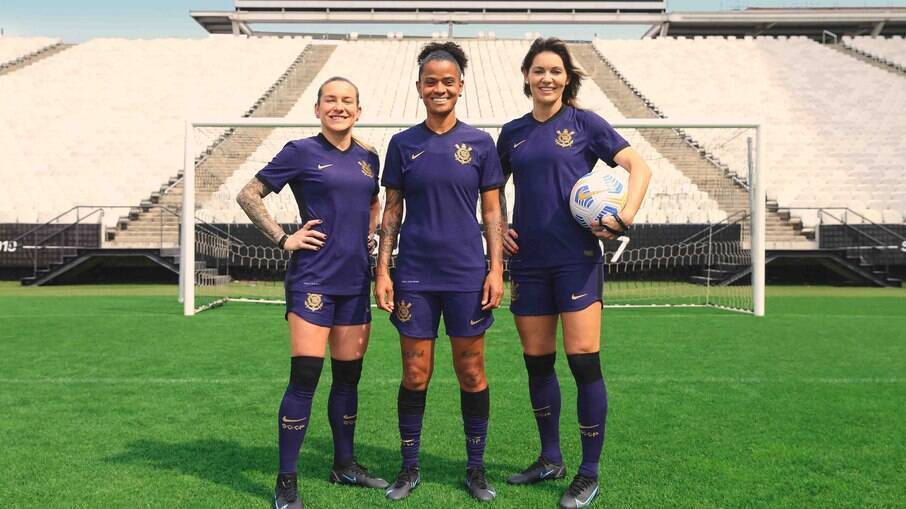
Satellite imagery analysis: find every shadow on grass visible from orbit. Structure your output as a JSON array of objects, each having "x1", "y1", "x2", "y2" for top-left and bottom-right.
[{"x1": 106, "y1": 434, "x2": 566, "y2": 501}]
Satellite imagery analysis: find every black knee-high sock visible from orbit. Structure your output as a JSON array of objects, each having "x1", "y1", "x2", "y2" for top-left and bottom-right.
[
  {"x1": 328, "y1": 358, "x2": 362, "y2": 467},
  {"x1": 278, "y1": 356, "x2": 324, "y2": 474},
  {"x1": 568, "y1": 352, "x2": 607, "y2": 480},
  {"x1": 461, "y1": 387, "x2": 490, "y2": 469},
  {"x1": 524, "y1": 353, "x2": 563, "y2": 464},
  {"x1": 398, "y1": 385, "x2": 427, "y2": 468}
]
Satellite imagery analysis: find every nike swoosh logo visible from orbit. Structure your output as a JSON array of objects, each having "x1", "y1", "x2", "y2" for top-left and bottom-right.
[
  {"x1": 513, "y1": 139, "x2": 527, "y2": 148},
  {"x1": 411, "y1": 150, "x2": 425, "y2": 160},
  {"x1": 571, "y1": 293, "x2": 588, "y2": 300},
  {"x1": 343, "y1": 414, "x2": 357, "y2": 420},
  {"x1": 317, "y1": 163, "x2": 333, "y2": 170},
  {"x1": 539, "y1": 469, "x2": 554, "y2": 479},
  {"x1": 342, "y1": 474, "x2": 357, "y2": 483},
  {"x1": 470, "y1": 317, "x2": 486, "y2": 325},
  {"x1": 578, "y1": 423, "x2": 600, "y2": 429},
  {"x1": 532, "y1": 405, "x2": 551, "y2": 412},
  {"x1": 282, "y1": 416, "x2": 307, "y2": 423}
]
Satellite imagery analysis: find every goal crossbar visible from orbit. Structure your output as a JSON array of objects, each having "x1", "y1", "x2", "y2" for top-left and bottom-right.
[{"x1": 180, "y1": 118, "x2": 765, "y2": 317}]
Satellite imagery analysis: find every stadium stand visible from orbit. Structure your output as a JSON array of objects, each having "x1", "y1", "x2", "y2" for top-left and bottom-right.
[
  {"x1": 199, "y1": 39, "x2": 726, "y2": 227},
  {"x1": 0, "y1": 36, "x2": 309, "y2": 232},
  {"x1": 0, "y1": 36, "x2": 61, "y2": 67},
  {"x1": 593, "y1": 36, "x2": 906, "y2": 231},
  {"x1": 842, "y1": 35, "x2": 906, "y2": 70}
]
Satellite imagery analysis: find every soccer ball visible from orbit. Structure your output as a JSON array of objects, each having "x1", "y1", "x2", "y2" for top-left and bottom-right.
[{"x1": 569, "y1": 170, "x2": 628, "y2": 230}]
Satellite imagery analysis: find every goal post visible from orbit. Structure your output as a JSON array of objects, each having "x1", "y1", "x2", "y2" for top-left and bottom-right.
[{"x1": 180, "y1": 119, "x2": 765, "y2": 317}]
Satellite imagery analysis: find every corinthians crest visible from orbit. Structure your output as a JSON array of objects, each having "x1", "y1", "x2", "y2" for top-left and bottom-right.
[
  {"x1": 396, "y1": 300, "x2": 413, "y2": 323},
  {"x1": 555, "y1": 129, "x2": 575, "y2": 148},
  {"x1": 358, "y1": 160, "x2": 373, "y2": 177},
  {"x1": 453, "y1": 143, "x2": 473, "y2": 165},
  {"x1": 304, "y1": 293, "x2": 323, "y2": 312},
  {"x1": 511, "y1": 282, "x2": 520, "y2": 302}
]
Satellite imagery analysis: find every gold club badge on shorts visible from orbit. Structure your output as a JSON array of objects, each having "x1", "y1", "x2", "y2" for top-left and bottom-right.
[
  {"x1": 511, "y1": 281, "x2": 520, "y2": 302},
  {"x1": 555, "y1": 129, "x2": 575, "y2": 148},
  {"x1": 453, "y1": 143, "x2": 473, "y2": 165},
  {"x1": 358, "y1": 160, "x2": 373, "y2": 177},
  {"x1": 304, "y1": 293, "x2": 323, "y2": 312},
  {"x1": 396, "y1": 300, "x2": 413, "y2": 322}
]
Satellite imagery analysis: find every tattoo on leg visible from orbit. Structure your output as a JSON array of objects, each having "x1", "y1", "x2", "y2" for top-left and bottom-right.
[
  {"x1": 460, "y1": 350, "x2": 480, "y2": 358},
  {"x1": 403, "y1": 350, "x2": 424, "y2": 359}
]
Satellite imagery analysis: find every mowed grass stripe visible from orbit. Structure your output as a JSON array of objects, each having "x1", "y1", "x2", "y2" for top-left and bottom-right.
[{"x1": 1, "y1": 283, "x2": 904, "y2": 508}]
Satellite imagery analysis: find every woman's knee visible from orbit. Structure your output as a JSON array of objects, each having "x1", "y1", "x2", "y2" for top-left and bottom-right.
[
  {"x1": 454, "y1": 362, "x2": 486, "y2": 391},
  {"x1": 402, "y1": 360, "x2": 432, "y2": 390}
]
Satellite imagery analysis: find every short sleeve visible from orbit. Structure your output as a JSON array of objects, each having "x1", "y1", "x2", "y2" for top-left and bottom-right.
[
  {"x1": 381, "y1": 137, "x2": 403, "y2": 189},
  {"x1": 496, "y1": 127, "x2": 513, "y2": 178},
  {"x1": 370, "y1": 152, "x2": 381, "y2": 196},
  {"x1": 479, "y1": 135, "x2": 505, "y2": 191},
  {"x1": 584, "y1": 111, "x2": 631, "y2": 168},
  {"x1": 255, "y1": 141, "x2": 301, "y2": 193}
]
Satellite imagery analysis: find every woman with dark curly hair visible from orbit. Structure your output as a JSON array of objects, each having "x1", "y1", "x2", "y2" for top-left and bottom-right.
[{"x1": 375, "y1": 41, "x2": 505, "y2": 502}]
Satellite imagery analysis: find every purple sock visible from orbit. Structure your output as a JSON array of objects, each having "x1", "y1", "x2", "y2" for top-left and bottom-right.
[
  {"x1": 278, "y1": 356, "x2": 323, "y2": 474},
  {"x1": 568, "y1": 353, "x2": 607, "y2": 480},
  {"x1": 328, "y1": 358, "x2": 362, "y2": 467},
  {"x1": 398, "y1": 385, "x2": 426, "y2": 468},
  {"x1": 461, "y1": 388, "x2": 490, "y2": 469},
  {"x1": 524, "y1": 353, "x2": 563, "y2": 464}
]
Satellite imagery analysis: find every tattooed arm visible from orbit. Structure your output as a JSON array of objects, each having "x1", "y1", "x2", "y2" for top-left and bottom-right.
[
  {"x1": 236, "y1": 178, "x2": 284, "y2": 244},
  {"x1": 374, "y1": 188, "x2": 403, "y2": 312},
  {"x1": 480, "y1": 188, "x2": 504, "y2": 310},
  {"x1": 236, "y1": 177, "x2": 324, "y2": 251}
]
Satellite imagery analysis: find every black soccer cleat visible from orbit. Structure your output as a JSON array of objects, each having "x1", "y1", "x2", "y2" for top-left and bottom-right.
[
  {"x1": 274, "y1": 473, "x2": 303, "y2": 509},
  {"x1": 465, "y1": 466, "x2": 497, "y2": 502},
  {"x1": 506, "y1": 456, "x2": 566, "y2": 485},
  {"x1": 559, "y1": 473, "x2": 599, "y2": 509},
  {"x1": 329, "y1": 460, "x2": 390, "y2": 489},
  {"x1": 385, "y1": 465, "x2": 420, "y2": 501}
]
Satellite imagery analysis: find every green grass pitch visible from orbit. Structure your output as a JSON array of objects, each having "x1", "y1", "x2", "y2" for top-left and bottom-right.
[{"x1": 1, "y1": 282, "x2": 904, "y2": 508}]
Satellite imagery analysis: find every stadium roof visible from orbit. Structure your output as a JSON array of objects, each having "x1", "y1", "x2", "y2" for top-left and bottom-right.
[
  {"x1": 190, "y1": 2, "x2": 906, "y2": 39},
  {"x1": 191, "y1": 1, "x2": 668, "y2": 35},
  {"x1": 648, "y1": 8, "x2": 906, "y2": 39}
]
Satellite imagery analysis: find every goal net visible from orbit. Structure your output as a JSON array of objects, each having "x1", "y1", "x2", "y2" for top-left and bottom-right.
[{"x1": 180, "y1": 120, "x2": 765, "y2": 316}]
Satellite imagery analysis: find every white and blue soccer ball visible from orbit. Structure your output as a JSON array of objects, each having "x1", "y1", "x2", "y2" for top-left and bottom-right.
[{"x1": 569, "y1": 170, "x2": 628, "y2": 230}]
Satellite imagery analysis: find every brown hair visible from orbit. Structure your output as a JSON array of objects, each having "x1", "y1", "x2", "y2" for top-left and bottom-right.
[
  {"x1": 315, "y1": 76, "x2": 375, "y2": 154},
  {"x1": 521, "y1": 37, "x2": 586, "y2": 107},
  {"x1": 316, "y1": 76, "x2": 360, "y2": 105}
]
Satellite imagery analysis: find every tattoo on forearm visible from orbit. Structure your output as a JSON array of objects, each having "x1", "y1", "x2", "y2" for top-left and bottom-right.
[
  {"x1": 482, "y1": 190, "x2": 504, "y2": 267},
  {"x1": 378, "y1": 188, "x2": 403, "y2": 271},
  {"x1": 236, "y1": 178, "x2": 284, "y2": 244}
]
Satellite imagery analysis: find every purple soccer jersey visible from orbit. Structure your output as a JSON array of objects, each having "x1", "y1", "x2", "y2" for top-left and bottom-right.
[
  {"x1": 382, "y1": 121, "x2": 504, "y2": 292},
  {"x1": 256, "y1": 134, "x2": 380, "y2": 295},
  {"x1": 497, "y1": 106, "x2": 630, "y2": 269}
]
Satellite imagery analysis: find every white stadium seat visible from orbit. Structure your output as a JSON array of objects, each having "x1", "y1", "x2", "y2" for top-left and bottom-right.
[
  {"x1": 198, "y1": 39, "x2": 730, "y2": 225},
  {"x1": 594, "y1": 37, "x2": 906, "y2": 226},
  {"x1": 0, "y1": 36, "x2": 60, "y2": 66},
  {"x1": 0, "y1": 37, "x2": 309, "y2": 223}
]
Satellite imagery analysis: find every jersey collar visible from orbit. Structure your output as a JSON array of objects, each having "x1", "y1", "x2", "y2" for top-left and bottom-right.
[
  {"x1": 317, "y1": 133, "x2": 356, "y2": 154},
  {"x1": 530, "y1": 103, "x2": 569, "y2": 125},
  {"x1": 420, "y1": 119, "x2": 461, "y2": 137}
]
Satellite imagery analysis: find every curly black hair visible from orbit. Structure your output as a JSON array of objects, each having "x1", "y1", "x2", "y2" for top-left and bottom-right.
[
  {"x1": 521, "y1": 37, "x2": 586, "y2": 107},
  {"x1": 417, "y1": 41, "x2": 468, "y2": 79}
]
